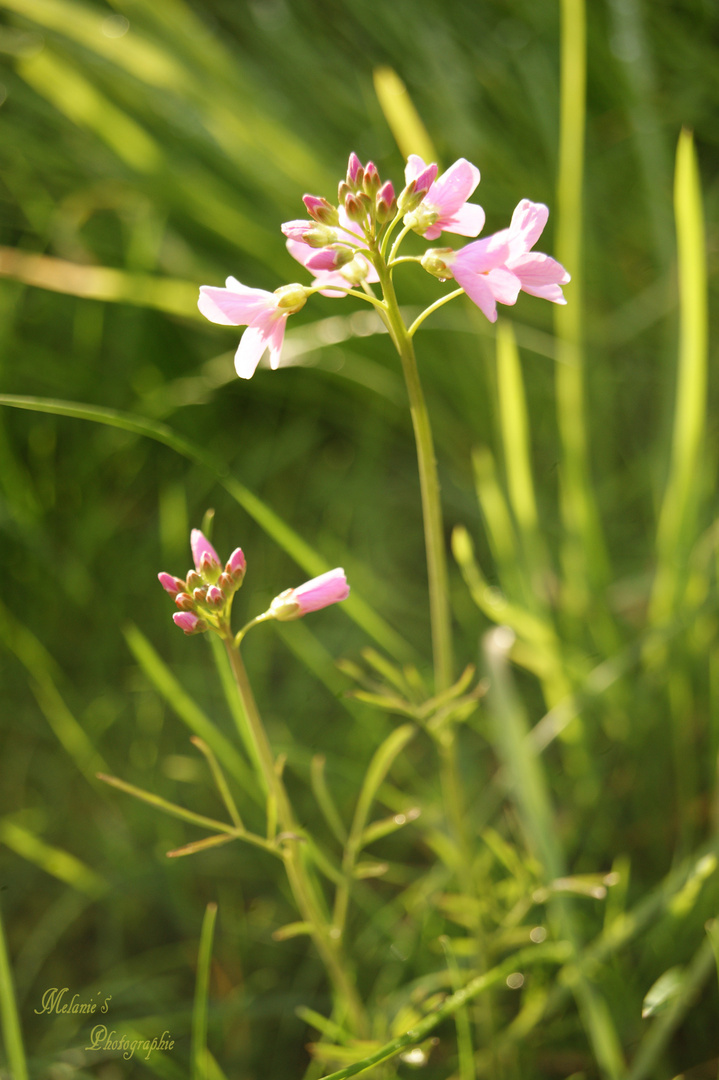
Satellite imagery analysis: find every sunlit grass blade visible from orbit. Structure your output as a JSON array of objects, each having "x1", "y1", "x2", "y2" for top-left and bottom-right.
[
  {"x1": 496, "y1": 321, "x2": 549, "y2": 606},
  {"x1": 440, "y1": 937, "x2": 475, "y2": 1080},
  {"x1": 0, "y1": 903, "x2": 28, "y2": 1080},
  {"x1": 373, "y1": 67, "x2": 436, "y2": 164},
  {"x1": 649, "y1": 129, "x2": 708, "y2": 626},
  {"x1": 0, "y1": 820, "x2": 107, "y2": 898},
  {"x1": 192, "y1": 902, "x2": 217, "y2": 1080},
  {"x1": 554, "y1": 0, "x2": 610, "y2": 612},
  {"x1": 0, "y1": 246, "x2": 200, "y2": 316},
  {"x1": 0, "y1": 394, "x2": 413, "y2": 662}
]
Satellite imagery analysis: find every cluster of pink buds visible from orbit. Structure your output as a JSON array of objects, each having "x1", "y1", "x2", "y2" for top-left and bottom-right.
[
  {"x1": 158, "y1": 529, "x2": 246, "y2": 636},
  {"x1": 159, "y1": 530, "x2": 350, "y2": 638},
  {"x1": 198, "y1": 151, "x2": 570, "y2": 377}
]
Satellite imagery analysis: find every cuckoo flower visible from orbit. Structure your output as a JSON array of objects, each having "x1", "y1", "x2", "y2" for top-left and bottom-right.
[
  {"x1": 286, "y1": 206, "x2": 379, "y2": 295},
  {"x1": 268, "y1": 569, "x2": 350, "y2": 621},
  {"x1": 502, "y1": 199, "x2": 570, "y2": 304},
  {"x1": 422, "y1": 231, "x2": 517, "y2": 323},
  {"x1": 403, "y1": 155, "x2": 485, "y2": 240},
  {"x1": 198, "y1": 277, "x2": 307, "y2": 379}
]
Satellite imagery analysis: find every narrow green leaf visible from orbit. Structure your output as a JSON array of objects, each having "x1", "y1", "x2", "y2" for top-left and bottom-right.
[
  {"x1": 0, "y1": 820, "x2": 107, "y2": 898},
  {"x1": 272, "y1": 921, "x2": 312, "y2": 941},
  {"x1": 641, "y1": 966, "x2": 685, "y2": 1018},
  {"x1": 311, "y1": 755, "x2": 348, "y2": 845},
  {"x1": 97, "y1": 773, "x2": 235, "y2": 835},
  {"x1": 0, "y1": 903, "x2": 29, "y2": 1080},
  {"x1": 192, "y1": 902, "x2": 217, "y2": 1080},
  {"x1": 166, "y1": 834, "x2": 237, "y2": 859}
]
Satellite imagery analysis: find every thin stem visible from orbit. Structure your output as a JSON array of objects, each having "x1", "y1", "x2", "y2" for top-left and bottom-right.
[
  {"x1": 373, "y1": 258, "x2": 453, "y2": 691},
  {"x1": 308, "y1": 284, "x2": 387, "y2": 312},
  {"x1": 233, "y1": 611, "x2": 273, "y2": 648},
  {"x1": 408, "y1": 288, "x2": 465, "y2": 337},
  {"x1": 379, "y1": 213, "x2": 406, "y2": 259},
  {"x1": 387, "y1": 222, "x2": 414, "y2": 263},
  {"x1": 223, "y1": 641, "x2": 368, "y2": 1035}
]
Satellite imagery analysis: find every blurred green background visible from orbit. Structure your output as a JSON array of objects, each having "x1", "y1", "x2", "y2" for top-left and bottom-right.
[{"x1": 1, "y1": 0, "x2": 719, "y2": 1077}]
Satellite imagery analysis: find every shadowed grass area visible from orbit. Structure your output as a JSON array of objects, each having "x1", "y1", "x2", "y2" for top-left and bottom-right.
[{"x1": 1, "y1": 0, "x2": 718, "y2": 1077}]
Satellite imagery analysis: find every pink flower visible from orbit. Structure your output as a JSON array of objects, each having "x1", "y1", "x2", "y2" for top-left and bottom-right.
[
  {"x1": 403, "y1": 155, "x2": 484, "y2": 239},
  {"x1": 502, "y1": 199, "x2": 570, "y2": 304},
  {"x1": 173, "y1": 611, "x2": 206, "y2": 635},
  {"x1": 269, "y1": 568, "x2": 350, "y2": 621},
  {"x1": 198, "y1": 278, "x2": 307, "y2": 379},
  {"x1": 190, "y1": 529, "x2": 221, "y2": 575}
]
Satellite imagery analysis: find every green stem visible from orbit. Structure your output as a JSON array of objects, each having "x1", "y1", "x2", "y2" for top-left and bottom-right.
[
  {"x1": 408, "y1": 288, "x2": 465, "y2": 337},
  {"x1": 374, "y1": 259, "x2": 453, "y2": 692},
  {"x1": 223, "y1": 641, "x2": 368, "y2": 1035}
]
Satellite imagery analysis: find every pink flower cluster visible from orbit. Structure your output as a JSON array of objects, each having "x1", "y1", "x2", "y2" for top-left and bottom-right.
[
  {"x1": 159, "y1": 531, "x2": 349, "y2": 636},
  {"x1": 198, "y1": 152, "x2": 569, "y2": 377},
  {"x1": 158, "y1": 529, "x2": 246, "y2": 635}
]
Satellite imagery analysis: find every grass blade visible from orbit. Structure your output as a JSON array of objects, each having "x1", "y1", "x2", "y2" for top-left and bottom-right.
[
  {"x1": 649, "y1": 129, "x2": 708, "y2": 625},
  {"x1": 0, "y1": 820, "x2": 107, "y2": 898},
  {"x1": 372, "y1": 67, "x2": 436, "y2": 164},
  {"x1": 192, "y1": 902, "x2": 218, "y2": 1080},
  {"x1": 0, "y1": 903, "x2": 28, "y2": 1080}
]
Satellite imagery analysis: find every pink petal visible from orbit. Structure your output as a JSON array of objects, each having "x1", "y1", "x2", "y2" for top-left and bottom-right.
[
  {"x1": 281, "y1": 219, "x2": 313, "y2": 241},
  {"x1": 198, "y1": 281, "x2": 273, "y2": 326},
  {"x1": 509, "y1": 251, "x2": 570, "y2": 285},
  {"x1": 430, "y1": 158, "x2": 481, "y2": 216},
  {"x1": 451, "y1": 265, "x2": 499, "y2": 322},
  {"x1": 424, "y1": 201, "x2": 486, "y2": 240},
  {"x1": 509, "y1": 200, "x2": 549, "y2": 254},
  {"x1": 484, "y1": 267, "x2": 522, "y2": 306},
  {"x1": 234, "y1": 325, "x2": 274, "y2": 379},
  {"x1": 265, "y1": 315, "x2": 289, "y2": 370},
  {"x1": 452, "y1": 230, "x2": 512, "y2": 275}
]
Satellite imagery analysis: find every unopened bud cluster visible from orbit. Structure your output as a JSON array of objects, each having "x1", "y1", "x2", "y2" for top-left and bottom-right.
[{"x1": 158, "y1": 529, "x2": 246, "y2": 636}]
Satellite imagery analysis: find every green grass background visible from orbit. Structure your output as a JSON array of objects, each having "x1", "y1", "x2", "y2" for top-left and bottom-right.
[{"x1": 1, "y1": 0, "x2": 719, "y2": 1077}]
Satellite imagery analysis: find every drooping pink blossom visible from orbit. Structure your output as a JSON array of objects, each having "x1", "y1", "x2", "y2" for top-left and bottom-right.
[
  {"x1": 198, "y1": 278, "x2": 307, "y2": 379},
  {"x1": 269, "y1": 568, "x2": 350, "y2": 621},
  {"x1": 404, "y1": 155, "x2": 485, "y2": 240},
  {"x1": 502, "y1": 199, "x2": 570, "y2": 304}
]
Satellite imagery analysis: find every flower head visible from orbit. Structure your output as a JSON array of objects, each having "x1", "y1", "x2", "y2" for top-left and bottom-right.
[
  {"x1": 286, "y1": 207, "x2": 379, "y2": 296},
  {"x1": 403, "y1": 155, "x2": 485, "y2": 240},
  {"x1": 269, "y1": 568, "x2": 350, "y2": 621},
  {"x1": 198, "y1": 277, "x2": 308, "y2": 379},
  {"x1": 159, "y1": 528, "x2": 248, "y2": 637},
  {"x1": 502, "y1": 199, "x2": 570, "y2": 304}
]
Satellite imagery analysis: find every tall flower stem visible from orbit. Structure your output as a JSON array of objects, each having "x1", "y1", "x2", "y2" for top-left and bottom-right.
[
  {"x1": 374, "y1": 258, "x2": 454, "y2": 694},
  {"x1": 223, "y1": 640, "x2": 368, "y2": 1036}
]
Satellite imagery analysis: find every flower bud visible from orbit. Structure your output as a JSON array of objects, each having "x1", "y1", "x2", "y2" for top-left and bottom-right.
[
  {"x1": 269, "y1": 568, "x2": 350, "y2": 621},
  {"x1": 193, "y1": 586, "x2": 209, "y2": 605},
  {"x1": 173, "y1": 611, "x2": 207, "y2": 635},
  {"x1": 218, "y1": 572, "x2": 234, "y2": 595},
  {"x1": 226, "y1": 547, "x2": 246, "y2": 584},
  {"x1": 191, "y1": 529, "x2": 221, "y2": 578},
  {"x1": 158, "y1": 572, "x2": 185, "y2": 596},
  {"x1": 338, "y1": 181, "x2": 351, "y2": 205},
  {"x1": 274, "y1": 283, "x2": 308, "y2": 312},
  {"x1": 420, "y1": 247, "x2": 455, "y2": 282},
  {"x1": 362, "y1": 161, "x2": 381, "y2": 197},
  {"x1": 186, "y1": 570, "x2": 203, "y2": 591},
  {"x1": 343, "y1": 193, "x2": 370, "y2": 225},
  {"x1": 346, "y1": 152, "x2": 364, "y2": 189},
  {"x1": 375, "y1": 180, "x2": 396, "y2": 224},
  {"x1": 206, "y1": 585, "x2": 224, "y2": 608},
  {"x1": 302, "y1": 194, "x2": 339, "y2": 226},
  {"x1": 305, "y1": 246, "x2": 355, "y2": 272},
  {"x1": 281, "y1": 220, "x2": 338, "y2": 248},
  {"x1": 175, "y1": 592, "x2": 195, "y2": 611},
  {"x1": 397, "y1": 163, "x2": 438, "y2": 214}
]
